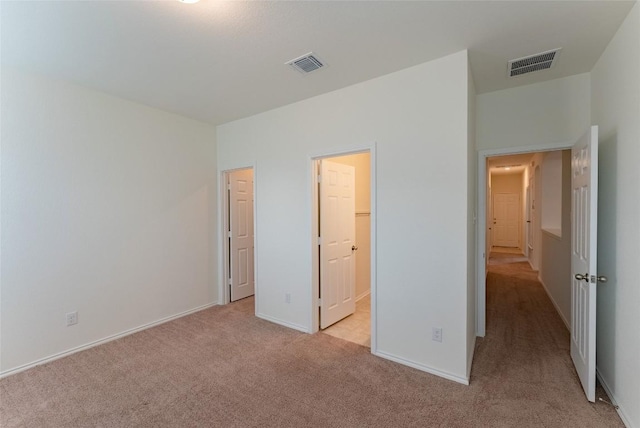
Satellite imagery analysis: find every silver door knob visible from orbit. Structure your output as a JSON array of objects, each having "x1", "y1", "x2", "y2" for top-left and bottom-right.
[
  {"x1": 597, "y1": 276, "x2": 608, "y2": 283},
  {"x1": 574, "y1": 273, "x2": 589, "y2": 282},
  {"x1": 352, "y1": 245, "x2": 358, "y2": 251}
]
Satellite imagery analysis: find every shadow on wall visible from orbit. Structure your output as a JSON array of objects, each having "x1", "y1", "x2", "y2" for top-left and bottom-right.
[{"x1": 596, "y1": 132, "x2": 617, "y2": 385}]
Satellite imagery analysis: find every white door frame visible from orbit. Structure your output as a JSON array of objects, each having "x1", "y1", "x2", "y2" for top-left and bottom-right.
[
  {"x1": 476, "y1": 142, "x2": 571, "y2": 337},
  {"x1": 219, "y1": 166, "x2": 258, "y2": 308},
  {"x1": 310, "y1": 145, "x2": 377, "y2": 352}
]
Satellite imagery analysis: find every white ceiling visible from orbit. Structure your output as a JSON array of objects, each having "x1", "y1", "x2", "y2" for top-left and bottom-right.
[{"x1": 1, "y1": 1, "x2": 635, "y2": 125}]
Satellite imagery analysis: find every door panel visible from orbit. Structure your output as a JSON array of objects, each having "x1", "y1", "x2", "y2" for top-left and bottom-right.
[
  {"x1": 571, "y1": 125, "x2": 598, "y2": 402},
  {"x1": 493, "y1": 192, "x2": 520, "y2": 248},
  {"x1": 229, "y1": 169, "x2": 254, "y2": 302},
  {"x1": 320, "y1": 160, "x2": 356, "y2": 329}
]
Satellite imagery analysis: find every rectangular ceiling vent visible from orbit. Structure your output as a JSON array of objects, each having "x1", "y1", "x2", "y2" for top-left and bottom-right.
[
  {"x1": 508, "y1": 48, "x2": 561, "y2": 77},
  {"x1": 286, "y1": 52, "x2": 325, "y2": 74}
]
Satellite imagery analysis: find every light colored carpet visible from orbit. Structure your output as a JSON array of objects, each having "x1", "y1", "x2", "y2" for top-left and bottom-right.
[
  {"x1": 489, "y1": 250, "x2": 529, "y2": 266},
  {"x1": 1, "y1": 264, "x2": 623, "y2": 427}
]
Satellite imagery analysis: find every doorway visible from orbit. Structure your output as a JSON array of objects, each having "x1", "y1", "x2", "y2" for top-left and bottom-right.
[
  {"x1": 311, "y1": 151, "x2": 373, "y2": 348},
  {"x1": 477, "y1": 144, "x2": 571, "y2": 336},
  {"x1": 222, "y1": 168, "x2": 255, "y2": 304}
]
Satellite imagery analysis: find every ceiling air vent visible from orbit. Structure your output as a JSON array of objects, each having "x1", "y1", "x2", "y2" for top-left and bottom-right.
[
  {"x1": 507, "y1": 48, "x2": 561, "y2": 77},
  {"x1": 286, "y1": 52, "x2": 325, "y2": 74}
]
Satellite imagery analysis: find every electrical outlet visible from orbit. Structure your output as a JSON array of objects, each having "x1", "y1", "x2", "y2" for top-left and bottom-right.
[
  {"x1": 66, "y1": 311, "x2": 78, "y2": 326},
  {"x1": 432, "y1": 327, "x2": 442, "y2": 342},
  {"x1": 285, "y1": 293, "x2": 291, "y2": 304}
]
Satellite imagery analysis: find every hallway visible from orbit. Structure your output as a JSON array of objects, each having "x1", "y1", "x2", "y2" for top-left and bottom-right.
[{"x1": 471, "y1": 252, "x2": 622, "y2": 426}]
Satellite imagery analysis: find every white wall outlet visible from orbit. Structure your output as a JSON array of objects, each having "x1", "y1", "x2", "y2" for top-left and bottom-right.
[
  {"x1": 432, "y1": 327, "x2": 442, "y2": 342},
  {"x1": 285, "y1": 293, "x2": 291, "y2": 304},
  {"x1": 66, "y1": 311, "x2": 78, "y2": 326}
]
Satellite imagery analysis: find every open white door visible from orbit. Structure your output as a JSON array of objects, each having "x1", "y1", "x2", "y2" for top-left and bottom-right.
[
  {"x1": 229, "y1": 169, "x2": 254, "y2": 302},
  {"x1": 319, "y1": 160, "x2": 356, "y2": 329},
  {"x1": 571, "y1": 125, "x2": 599, "y2": 402}
]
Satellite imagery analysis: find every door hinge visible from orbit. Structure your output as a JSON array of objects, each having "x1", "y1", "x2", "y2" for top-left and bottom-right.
[
  {"x1": 228, "y1": 278, "x2": 232, "y2": 285},
  {"x1": 318, "y1": 298, "x2": 322, "y2": 307},
  {"x1": 227, "y1": 183, "x2": 231, "y2": 190},
  {"x1": 228, "y1": 230, "x2": 232, "y2": 238},
  {"x1": 317, "y1": 174, "x2": 322, "y2": 183},
  {"x1": 317, "y1": 236, "x2": 322, "y2": 245}
]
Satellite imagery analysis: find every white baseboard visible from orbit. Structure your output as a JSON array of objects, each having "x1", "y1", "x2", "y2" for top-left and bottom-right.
[
  {"x1": 0, "y1": 302, "x2": 217, "y2": 379},
  {"x1": 356, "y1": 290, "x2": 371, "y2": 302},
  {"x1": 256, "y1": 312, "x2": 309, "y2": 333},
  {"x1": 597, "y1": 368, "x2": 634, "y2": 428},
  {"x1": 538, "y1": 276, "x2": 570, "y2": 331},
  {"x1": 373, "y1": 349, "x2": 469, "y2": 385}
]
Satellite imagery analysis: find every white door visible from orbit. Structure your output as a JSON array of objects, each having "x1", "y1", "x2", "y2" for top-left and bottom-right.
[
  {"x1": 493, "y1": 193, "x2": 520, "y2": 248},
  {"x1": 571, "y1": 125, "x2": 599, "y2": 402},
  {"x1": 525, "y1": 185, "x2": 532, "y2": 257},
  {"x1": 229, "y1": 169, "x2": 254, "y2": 302},
  {"x1": 319, "y1": 160, "x2": 356, "y2": 329}
]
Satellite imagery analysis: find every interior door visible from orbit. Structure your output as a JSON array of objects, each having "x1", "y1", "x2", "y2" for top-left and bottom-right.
[
  {"x1": 493, "y1": 193, "x2": 520, "y2": 248},
  {"x1": 525, "y1": 185, "x2": 532, "y2": 257},
  {"x1": 229, "y1": 169, "x2": 254, "y2": 302},
  {"x1": 319, "y1": 159, "x2": 356, "y2": 329},
  {"x1": 571, "y1": 125, "x2": 599, "y2": 402}
]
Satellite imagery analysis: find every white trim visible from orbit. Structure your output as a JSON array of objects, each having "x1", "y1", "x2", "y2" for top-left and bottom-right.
[
  {"x1": 374, "y1": 350, "x2": 469, "y2": 385},
  {"x1": 538, "y1": 276, "x2": 570, "y2": 331},
  {"x1": 0, "y1": 302, "x2": 217, "y2": 379},
  {"x1": 597, "y1": 368, "x2": 633, "y2": 428},
  {"x1": 309, "y1": 143, "x2": 378, "y2": 354},
  {"x1": 256, "y1": 313, "x2": 309, "y2": 334},
  {"x1": 356, "y1": 290, "x2": 371, "y2": 302},
  {"x1": 476, "y1": 141, "x2": 573, "y2": 338}
]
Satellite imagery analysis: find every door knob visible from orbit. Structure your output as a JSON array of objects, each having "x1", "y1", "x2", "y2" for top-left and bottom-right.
[
  {"x1": 574, "y1": 273, "x2": 589, "y2": 282},
  {"x1": 597, "y1": 275, "x2": 608, "y2": 283},
  {"x1": 352, "y1": 245, "x2": 358, "y2": 251}
]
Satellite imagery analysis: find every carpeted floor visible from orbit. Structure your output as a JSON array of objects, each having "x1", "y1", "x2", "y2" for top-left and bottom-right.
[{"x1": 0, "y1": 261, "x2": 624, "y2": 427}]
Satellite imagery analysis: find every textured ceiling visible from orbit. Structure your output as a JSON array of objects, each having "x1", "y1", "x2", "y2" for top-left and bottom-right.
[{"x1": 1, "y1": 1, "x2": 635, "y2": 125}]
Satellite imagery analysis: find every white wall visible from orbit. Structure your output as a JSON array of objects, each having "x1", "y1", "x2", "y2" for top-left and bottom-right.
[
  {"x1": 540, "y1": 151, "x2": 563, "y2": 234},
  {"x1": 539, "y1": 150, "x2": 571, "y2": 329},
  {"x1": 218, "y1": 51, "x2": 472, "y2": 382},
  {"x1": 466, "y1": 60, "x2": 477, "y2": 377},
  {"x1": 0, "y1": 69, "x2": 218, "y2": 374},
  {"x1": 477, "y1": 73, "x2": 590, "y2": 151},
  {"x1": 591, "y1": 3, "x2": 640, "y2": 427}
]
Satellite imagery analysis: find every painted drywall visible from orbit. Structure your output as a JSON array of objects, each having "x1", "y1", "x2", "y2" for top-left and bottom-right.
[
  {"x1": 0, "y1": 69, "x2": 218, "y2": 374},
  {"x1": 329, "y1": 153, "x2": 371, "y2": 299},
  {"x1": 218, "y1": 51, "x2": 472, "y2": 381},
  {"x1": 591, "y1": 3, "x2": 640, "y2": 427},
  {"x1": 539, "y1": 150, "x2": 572, "y2": 328},
  {"x1": 466, "y1": 60, "x2": 477, "y2": 376},
  {"x1": 477, "y1": 73, "x2": 590, "y2": 151},
  {"x1": 491, "y1": 172, "x2": 522, "y2": 194},
  {"x1": 541, "y1": 151, "x2": 563, "y2": 234}
]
